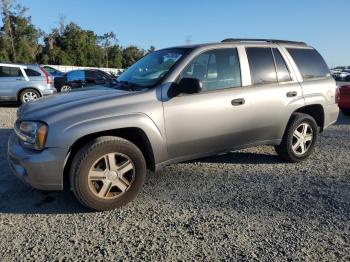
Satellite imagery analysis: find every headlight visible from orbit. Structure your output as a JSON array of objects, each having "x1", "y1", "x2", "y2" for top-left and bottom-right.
[{"x1": 14, "y1": 121, "x2": 48, "y2": 150}]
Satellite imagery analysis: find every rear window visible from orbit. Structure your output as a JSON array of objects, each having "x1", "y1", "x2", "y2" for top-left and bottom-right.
[
  {"x1": 24, "y1": 68, "x2": 41, "y2": 77},
  {"x1": 0, "y1": 66, "x2": 23, "y2": 77},
  {"x1": 287, "y1": 48, "x2": 330, "y2": 80},
  {"x1": 246, "y1": 47, "x2": 277, "y2": 85}
]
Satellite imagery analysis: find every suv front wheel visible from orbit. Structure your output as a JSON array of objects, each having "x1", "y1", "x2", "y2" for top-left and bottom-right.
[
  {"x1": 275, "y1": 113, "x2": 318, "y2": 162},
  {"x1": 70, "y1": 136, "x2": 146, "y2": 211}
]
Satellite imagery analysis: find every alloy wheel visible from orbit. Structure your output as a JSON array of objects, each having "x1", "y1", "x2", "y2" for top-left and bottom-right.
[
  {"x1": 61, "y1": 85, "x2": 72, "y2": 92},
  {"x1": 291, "y1": 122, "x2": 313, "y2": 155},
  {"x1": 22, "y1": 91, "x2": 38, "y2": 102},
  {"x1": 88, "y1": 152, "x2": 135, "y2": 200}
]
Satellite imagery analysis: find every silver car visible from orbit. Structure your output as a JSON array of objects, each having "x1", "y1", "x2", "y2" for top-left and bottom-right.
[
  {"x1": 0, "y1": 63, "x2": 56, "y2": 103},
  {"x1": 8, "y1": 39, "x2": 339, "y2": 211}
]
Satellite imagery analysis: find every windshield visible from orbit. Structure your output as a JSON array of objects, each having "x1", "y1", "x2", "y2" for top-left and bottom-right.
[{"x1": 117, "y1": 48, "x2": 189, "y2": 87}]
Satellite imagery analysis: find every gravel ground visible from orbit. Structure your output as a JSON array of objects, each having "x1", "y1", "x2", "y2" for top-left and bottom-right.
[{"x1": 0, "y1": 106, "x2": 349, "y2": 261}]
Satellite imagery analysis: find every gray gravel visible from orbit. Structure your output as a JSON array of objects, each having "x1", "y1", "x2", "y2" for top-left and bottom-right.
[{"x1": 0, "y1": 105, "x2": 349, "y2": 261}]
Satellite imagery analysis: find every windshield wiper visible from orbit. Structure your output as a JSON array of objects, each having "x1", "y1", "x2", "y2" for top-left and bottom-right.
[
  {"x1": 107, "y1": 80, "x2": 136, "y2": 91},
  {"x1": 118, "y1": 80, "x2": 141, "y2": 91}
]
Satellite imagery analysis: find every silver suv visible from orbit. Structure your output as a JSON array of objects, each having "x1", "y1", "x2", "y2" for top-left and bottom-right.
[
  {"x1": 0, "y1": 63, "x2": 56, "y2": 103},
  {"x1": 8, "y1": 39, "x2": 339, "y2": 211}
]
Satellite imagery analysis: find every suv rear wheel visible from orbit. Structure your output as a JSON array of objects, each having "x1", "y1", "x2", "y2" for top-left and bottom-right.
[
  {"x1": 19, "y1": 89, "x2": 40, "y2": 103},
  {"x1": 275, "y1": 113, "x2": 318, "y2": 162},
  {"x1": 70, "y1": 136, "x2": 146, "y2": 211},
  {"x1": 60, "y1": 85, "x2": 72, "y2": 92}
]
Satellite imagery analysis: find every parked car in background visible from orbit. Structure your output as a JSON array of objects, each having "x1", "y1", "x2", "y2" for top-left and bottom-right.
[
  {"x1": 331, "y1": 69, "x2": 342, "y2": 80},
  {"x1": 54, "y1": 69, "x2": 116, "y2": 92},
  {"x1": 0, "y1": 63, "x2": 56, "y2": 103},
  {"x1": 92, "y1": 69, "x2": 117, "y2": 81},
  {"x1": 41, "y1": 65, "x2": 64, "y2": 77},
  {"x1": 337, "y1": 85, "x2": 350, "y2": 115},
  {"x1": 331, "y1": 69, "x2": 350, "y2": 81},
  {"x1": 8, "y1": 39, "x2": 339, "y2": 211}
]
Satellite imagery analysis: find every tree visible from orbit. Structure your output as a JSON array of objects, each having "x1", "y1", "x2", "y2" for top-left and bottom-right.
[
  {"x1": 0, "y1": 0, "x2": 41, "y2": 63},
  {"x1": 99, "y1": 32, "x2": 116, "y2": 67},
  {"x1": 39, "y1": 22, "x2": 104, "y2": 66},
  {"x1": 122, "y1": 46, "x2": 145, "y2": 68},
  {"x1": 1, "y1": 0, "x2": 16, "y2": 61},
  {"x1": 108, "y1": 44, "x2": 123, "y2": 68},
  {"x1": 0, "y1": 2, "x2": 153, "y2": 68}
]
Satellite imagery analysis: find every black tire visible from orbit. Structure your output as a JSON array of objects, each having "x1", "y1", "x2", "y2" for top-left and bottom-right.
[
  {"x1": 275, "y1": 113, "x2": 319, "y2": 163},
  {"x1": 19, "y1": 88, "x2": 40, "y2": 103},
  {"x1": 340, "y1": 107, "x2": 350, "y2": 116},
  {"x1": 70, "y1": 136, "x2": 146, "y2": 211}
]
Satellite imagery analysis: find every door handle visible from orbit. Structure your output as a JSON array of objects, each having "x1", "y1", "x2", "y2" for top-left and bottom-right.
[
  {"x1": 286, "y1": 91, "x2": 297, "y2": 97},
  {"x1": 16, "y1": 78, "x2": 23, "y2": 81},
  {"x1": 231, "y1": 98, "x2": 245, "y2": 106}
]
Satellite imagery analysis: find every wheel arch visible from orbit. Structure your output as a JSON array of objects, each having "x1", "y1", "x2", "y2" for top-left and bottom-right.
[
  {"x1": 294, "y1": 104, "x2": 325, "y2": 132},
  {"x1": 17, "y1": 87, "x2": 42, "y2": 100},
  {"x1": 63, "y1": 127, "x2": 156, "y2": 190}
]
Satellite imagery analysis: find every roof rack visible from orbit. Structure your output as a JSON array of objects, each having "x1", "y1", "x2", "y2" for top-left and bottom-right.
[{"x1": 221, "y1": 38, "x2": 307, "y2": 46}]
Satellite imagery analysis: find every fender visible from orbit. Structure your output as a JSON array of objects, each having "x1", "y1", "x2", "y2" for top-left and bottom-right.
[{"x1": 46, "y1": 112, "x2": 168, "y2": 164}]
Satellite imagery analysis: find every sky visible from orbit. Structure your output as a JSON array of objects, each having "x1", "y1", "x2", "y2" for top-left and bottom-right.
[{"x1": 20, "y1": 0, "x2": 350, "y2": 67}]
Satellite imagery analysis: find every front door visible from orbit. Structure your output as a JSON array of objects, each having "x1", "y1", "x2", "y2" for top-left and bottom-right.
[
  {"x1": 162, "y1": 48, "x2": 252, "y2": 160},
  {"x1": 0, "y1": 66, "x2": 26, "y2": 99}
]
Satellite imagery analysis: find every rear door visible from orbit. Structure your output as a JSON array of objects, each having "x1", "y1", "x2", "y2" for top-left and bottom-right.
[
  {"x1": 241, "y1": 46, "x2": 304, "y2": 142},
  {"x1": 0, "y1": 66, "x2": 26, "y2": 99}
]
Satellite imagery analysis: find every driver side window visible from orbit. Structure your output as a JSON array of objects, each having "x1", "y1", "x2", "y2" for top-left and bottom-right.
[{"x1": 180, "y1": 48, "x2": 241, "y2": 92}]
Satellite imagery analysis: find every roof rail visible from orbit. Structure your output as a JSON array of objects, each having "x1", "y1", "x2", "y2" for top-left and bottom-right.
[{"x1": 221, "y1": 38, "x2": 307, "y2": 46}]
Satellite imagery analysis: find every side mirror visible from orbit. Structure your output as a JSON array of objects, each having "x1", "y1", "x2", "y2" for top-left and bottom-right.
[{"x1": 169, "y1": 78, "x2": 202, "y2": 97}]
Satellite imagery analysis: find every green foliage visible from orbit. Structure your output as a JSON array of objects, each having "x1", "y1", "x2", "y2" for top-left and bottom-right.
[
  {"x1": 0, "y1": 0, "x2": 42, "y2": 63},
  {"x1": 122, "y1": 45, "x2": 145, "y2": 68},
  {"x1": 0, "y1": 0, "x2": 150, "y2": 68}
]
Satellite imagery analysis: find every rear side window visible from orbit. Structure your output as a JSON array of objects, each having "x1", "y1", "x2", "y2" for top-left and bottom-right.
[
  {"x1": 24, "y1": 68, "x2": 41, "y2": 77},
  {"x1": 246, "y1": 47, "x2": 277, "y2": 85},
  {"x1": 272, "y1": 48, "x2": 292, "y2": 82},
  {"x1": 287, "y1": 48, "x2": 330, "y2": 80},
  {"x1": 0, "y1": 66, "x2": 23, "y2": 77},
  {"x1": 86, "y1": 70, "x2": 101, "y2": 79}
]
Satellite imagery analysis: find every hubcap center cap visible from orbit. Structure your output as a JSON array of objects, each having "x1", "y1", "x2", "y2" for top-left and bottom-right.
[{"x1": 107, "y1": 171, "x2": 119, "y2": 181}]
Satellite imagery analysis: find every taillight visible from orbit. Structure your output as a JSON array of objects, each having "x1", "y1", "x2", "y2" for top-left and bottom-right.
[{"x1": 39, "y1": 66, "x2": 52, "y2": 85}]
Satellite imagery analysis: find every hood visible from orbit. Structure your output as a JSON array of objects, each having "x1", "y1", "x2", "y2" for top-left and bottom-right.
[{"x1": 18, "y1": 86, "x2": 132, "y2": 120}]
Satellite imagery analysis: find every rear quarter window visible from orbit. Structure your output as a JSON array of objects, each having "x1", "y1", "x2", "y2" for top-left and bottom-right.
[
  {"x1": 287, "y1": 48, "x2": 330, "y2": 80},
  {"x1": 25, "y1": 68, "x2": 41, "y2": 77}
]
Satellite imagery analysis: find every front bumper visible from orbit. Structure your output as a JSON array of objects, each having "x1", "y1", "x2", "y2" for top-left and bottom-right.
[{"x1": 7, "y1": 132, "x2": 65, "y2": 191}]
